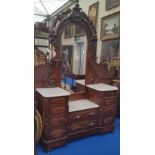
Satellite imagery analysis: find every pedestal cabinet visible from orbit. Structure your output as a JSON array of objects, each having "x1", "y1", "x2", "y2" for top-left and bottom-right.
[{"x1": 36, "y1": 87, "x2": 70, "y2": 151}]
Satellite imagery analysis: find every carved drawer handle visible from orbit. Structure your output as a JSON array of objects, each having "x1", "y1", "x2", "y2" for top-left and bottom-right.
[
  {"x1": 88, "y1": 112, "x2": 95, "y2": 117},
  {"x1": 71, "y1": 115, "x2": 81, "y2": 120}
]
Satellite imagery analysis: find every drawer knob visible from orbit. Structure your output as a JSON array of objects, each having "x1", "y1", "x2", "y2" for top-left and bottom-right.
[
  {"x1": 71, "y1": 115, "x2": 81, "y2": 120},
  {"x1": 88, "y1": 122, "x2": 95, "y2": 127},
  {"x1": 88, "y1": 112, "x2": 95, "y2": 117}
]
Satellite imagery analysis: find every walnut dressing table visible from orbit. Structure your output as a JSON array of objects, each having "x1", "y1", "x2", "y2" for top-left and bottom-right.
[{"x1": 34, "y1": 2, "x2": 119, "y2": 152}]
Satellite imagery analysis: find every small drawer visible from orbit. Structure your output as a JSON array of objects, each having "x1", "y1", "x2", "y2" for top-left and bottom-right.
[
  {"x1": 50, "y1": 116, "x2": 66, "y2": 127},
  {"x1": 49, "y1": 106, "x2": 67, "y2": 115},
  {"x1": 49, "y1": 97, "x2": 68, "y2": 107},
  {"x1": 69, "y1": 120, "x2": 97, "y2": 133},
  {"x1": 50, "y1": 128, "x2": 66, "y2": 139},
  {"x1": 103, "y1": 117, "x2": 114, "y2": 125},
  {"x1": 104, "y1": 91, "x2": 116, "y2": 97},
  {"x1": 104, "y1": 97, "x2": 116, "y2": 106},
  {"x1": 100, "y1": 106, "x2": 116, "y2": 117}
]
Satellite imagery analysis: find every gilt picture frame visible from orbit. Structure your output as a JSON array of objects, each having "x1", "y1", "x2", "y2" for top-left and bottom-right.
[
  {"x1": 100, "y1": 12, "x2": 120, "y2": 40},
  {"x1": 88, "y1": 2, "x2": 99, "y2": 27}
]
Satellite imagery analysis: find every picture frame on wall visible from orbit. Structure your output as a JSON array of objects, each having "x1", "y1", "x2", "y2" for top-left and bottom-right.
[
  {"x1": 88, "y1": 2, "x2": 99, "y2": 27},
  {"x1": 74, "y1": 25, "x2": 84, "y2": 36},
  {"x1": 106, "y1": 0, "x2": 120, "y2": 10},
  {"x1": 64, "y1": 24, "x2": 73, "y2": 38},
  {"x1": 100, "y1": 12, "x2": 120, "y2": 40},
  {"x1": 101, "y1": 39, "x2": 120, "y2": 61}
]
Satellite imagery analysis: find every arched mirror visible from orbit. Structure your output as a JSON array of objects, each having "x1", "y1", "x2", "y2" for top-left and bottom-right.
[
  {"x1": 47, "y1": 2, "x2": 113, "y2": 93},
  {"x1": 60, "y1": 24, "x2": 87, "y2": 93}
]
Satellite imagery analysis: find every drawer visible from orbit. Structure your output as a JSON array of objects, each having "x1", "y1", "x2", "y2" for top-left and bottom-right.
[
  {"x1": 49, "y1": 106, "x2": 67, "y2": 115},
  {"x1": 50, "y1": 128, "x2": 66, "y2": 139},
  {"x1": 69, "y1": 120, "x2": 97, "y2": 133},
  {"x1": 70, "y1": 109, "x2": 98, "y2": 122},
  {"x1": 103, "y1": 117, "x2": 115, "y2": 126},
  {"x1": 100, "y1": 106, "x2": 116, "y2": 117},
  {"x1": 104, "y1": 91, "x2": 116, "y2": 97},
  {"x1": 104, "y1": 96, "x2": 116, "y2": 106},
  {"x1": 49, "y1": 97, "x2": 68, "y2": 107},
  {"x1": 50, "y1": 116, "x2": 66, "y2": 127}
]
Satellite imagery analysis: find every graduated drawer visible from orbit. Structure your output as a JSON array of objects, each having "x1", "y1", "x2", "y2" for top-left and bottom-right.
[
  {"x1": 69, "y1": 108, "x2": 98, "y2": 123},
  {"x1": 48, "y1": 97, "x2": 68, "y2": 107},
  {"x1": 49, "y1": 128, "x2": 66, "y2": 139},
  {"x1": 50, "y1": 115, "x2": 66, "y2": 127},
  {"x1": 69, "y1": 120, "x2": 97, "y2": 133},
  {"x1": 103, "y1": 96, "x2": 117, "y2": 106},
  {"x1": 49, "y1": 106, "x2": 67, "y2": 116},
  {"x1": 104, "y1": 91, "x2": 116, "y2": 97},
  {"x1": 100, "y1": 106, "x2": 116, "y2": 118},
  {"x1": 102, "y1": 116, "x2": 115, "y2": 126}
]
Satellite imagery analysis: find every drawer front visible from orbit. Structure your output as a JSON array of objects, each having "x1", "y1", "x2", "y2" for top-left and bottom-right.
[
  {"x1": 103, "y1": 117, "x2": 115, "y2": 126},
  {"x1": 70, "y1": 109, "x2": 98, "y2": 123},
  {"x1": 50, "y1": 128, "x2": 66, "y2": 139},
  {"x1": 69, "y1": 120, "x2": 97, "y2": 133},
  {"x1": 50, "y1": 116, "x2": 66, "y2": 127},
  {"x1": 104, "y1": 91, "x2": 116, "y2": 97},
  {"x1": 104, "y1": 97, "x2": 116, "y2": 106},
  {"x1": 49, "y1": 97, "x2": 68, "y2": 107},
  {"x1": 100, "y1": 106, "x2": 116, "y2": 117},
  {"x1": 49, "y1": 97, "x2": 68, "y2": 104},
  {"x1": 49, "y1": 106, "x2": 67, "y2": 116}
]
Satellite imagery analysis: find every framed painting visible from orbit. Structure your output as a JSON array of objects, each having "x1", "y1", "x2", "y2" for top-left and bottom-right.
[
  {"x1": 100, "y1": 12, "x2": 120, "y2": 40},
  {"x1": 101, "y1": 39, "x2": 120, "y2": 61},
  {"x1": 106, "y1": 0, "x2": 120, "y2": 10},
  {"x1": 64, "y1": 24, "x2": 73, "y2": 38},
  {"x1": 74, "y1": 25, "x2": 84, "y2": 36},
  {"x1": 88, "y1": 2, "x2": 99, "y2": 27}
]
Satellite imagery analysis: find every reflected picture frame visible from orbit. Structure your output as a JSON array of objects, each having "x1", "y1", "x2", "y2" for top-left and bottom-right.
[
  {"x1": 64, "y1": 24, "x2": 73, "y2": 38},
  {"x1": 74, "y1": 25, "x2": 84, "y2": 36}
]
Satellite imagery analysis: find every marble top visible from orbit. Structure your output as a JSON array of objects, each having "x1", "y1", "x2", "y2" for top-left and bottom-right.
[
  {"x1": 69, "y1": 99, "x2": 99, "y2": 112},
  {"x1": 36, "y1": 87, "x2": 71, "y2": 98},
  {"x1": 86, "y1": 83, "x2": 118, "y2": 91},
  {"x1": 76, "y1": 79, "x2": 85, "y2": 85}
]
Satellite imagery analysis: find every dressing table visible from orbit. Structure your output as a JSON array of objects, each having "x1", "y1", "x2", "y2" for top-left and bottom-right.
[{"x1": 34, "y1": 2, "x2": 118, "y2": 152}]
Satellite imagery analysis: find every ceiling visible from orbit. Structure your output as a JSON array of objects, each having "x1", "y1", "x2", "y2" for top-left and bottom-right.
[{"x1": 34, "y1": 0, "x2": 69, "y2": 23}]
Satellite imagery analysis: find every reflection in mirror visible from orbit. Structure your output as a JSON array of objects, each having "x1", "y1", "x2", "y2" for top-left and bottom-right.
[{"x1": 60, "y1": 24, "x2": 87, "y2": 93}]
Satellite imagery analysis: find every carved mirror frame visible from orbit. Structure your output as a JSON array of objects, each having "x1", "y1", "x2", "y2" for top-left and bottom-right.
[{"x1": 48, "y1": 2, "x2": 99, "y2": 87}]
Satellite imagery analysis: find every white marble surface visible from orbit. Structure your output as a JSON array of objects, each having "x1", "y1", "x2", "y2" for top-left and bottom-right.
[
  {"x1": 76, "y1": 79, "x2": 85, "y2": 85},
  {"x1": 69, "y1": 99, "x2": 99, "y2": 112},
  {"x1": 86, "y1": 83, "x2": 118, "y2": 91},
  {"x1": 36, "y1": 87, "x2": 71, "y2": 98}
]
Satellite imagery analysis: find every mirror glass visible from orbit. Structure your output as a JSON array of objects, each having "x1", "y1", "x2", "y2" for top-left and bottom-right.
[{"x1": 60, "y1": 24, "x2": 87, "y2": 93}]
